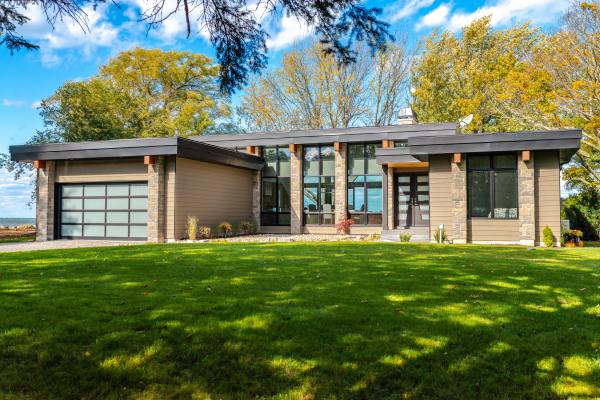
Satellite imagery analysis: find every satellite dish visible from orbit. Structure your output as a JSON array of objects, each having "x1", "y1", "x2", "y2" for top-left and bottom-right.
[{"x1": 459, "y1": 114, "x2": 473, "y2": 128}]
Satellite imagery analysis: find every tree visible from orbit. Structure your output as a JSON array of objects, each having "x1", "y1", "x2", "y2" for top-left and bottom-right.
[
  {"x1": 494, "y1": 1, "x2": 600, "y2": 190},
  {"x1": 562, "y1": 188, "x2": 600, "y2": 240},
  {"x1": 239, "y1": 33, "x2": 412, "y2": 131},
  {"x1": 1, "y1": 0, "x2": 392, "y2": 94},
  {"x1": 410, "y1": 16, "x2": 540, "y2": 133}
]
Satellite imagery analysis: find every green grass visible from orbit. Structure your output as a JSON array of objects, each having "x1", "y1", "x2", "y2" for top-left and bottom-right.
[
  {"x1": 1, "y1": 243, "x2": 599, "y2": 399},
  {"x1": 0, "y1": 236, "x2": 34, "y2": 244}
]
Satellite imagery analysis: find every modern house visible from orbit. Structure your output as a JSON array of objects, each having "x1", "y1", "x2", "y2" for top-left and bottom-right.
[{"x1": 9, "y1": 110, "x2": 582, "y2": 246}]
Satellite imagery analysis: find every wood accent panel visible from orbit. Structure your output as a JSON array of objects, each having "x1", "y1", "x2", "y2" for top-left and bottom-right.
[
  {"x1": 467, "y1": 219, "x2": 519, "y2": 242},
  {"x1": 334, "y1": 142, "x2": 342, "y2": 151},
  {"x1": 246, "y1": 146, "x2": 256, "y2": 154},
  {"x1": 387, "y1": 162, "x2": 429, "y2": 169},
  {"x1": 173, "y1": 157, "x2": 254, "y2": 239},
  {"x1": 522, "y1": 151, "x2": 530, "y2": 162},
  {"x1": 454, "y1": 153, "x2": 462, "y2": 163},
  {"x1": 34, "y1": 160, "x2": 46, "y2": 169},
  {"x1": 382, "y1": 140, "x2": 392, "y2": 148},
  {"x1": 429, "y1": 155, "x2": 453, "y2": 240},
  {"x1": 144, "y1": 155, "x2": 155, "y2": 165},
  {"x1": 534, "y1": 151, "x2": 561, "y2": 245},
  {"x1": 164, "y1": 157, "x2": 176, "y2": 240},
  {"x1": 55, "y1": 158, "x2": 148, "y2": 183},
  {"x1": 289, "y1": 144, "x2": 298, "y2": 153}
]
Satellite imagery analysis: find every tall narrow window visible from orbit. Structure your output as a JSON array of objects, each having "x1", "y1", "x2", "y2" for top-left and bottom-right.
[
  {"x1": 303, "y1": 146, "x2": 335, "y2": 225},
  {"x1": 261, "y1": 147, "x2": 291, "y2": 225},
  {"x1": 348, "y1": 143, "x2": 383, "y2": 226},
  {"x1": 467, "y1": 154, "x2": 518, "y2": 219}
]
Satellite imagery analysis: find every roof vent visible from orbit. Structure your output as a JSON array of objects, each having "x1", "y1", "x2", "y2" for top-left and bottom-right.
[{"x1": 398, "y1": 107, "x2": 419, "y2": 125}]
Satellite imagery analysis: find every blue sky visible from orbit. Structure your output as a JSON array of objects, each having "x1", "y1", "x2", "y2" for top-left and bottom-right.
[{"x1": 0, "y1": 0, "x2": 571, "y2": 217}]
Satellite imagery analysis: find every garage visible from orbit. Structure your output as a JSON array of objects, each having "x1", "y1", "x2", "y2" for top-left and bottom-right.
[{"x1": 58, "y1": 182, "x2": 148, "y2": 240}]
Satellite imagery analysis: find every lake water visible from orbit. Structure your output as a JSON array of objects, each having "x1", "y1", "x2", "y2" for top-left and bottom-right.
[{"x1": 0, "y1": 218, "x2": 36, "y2": 227}]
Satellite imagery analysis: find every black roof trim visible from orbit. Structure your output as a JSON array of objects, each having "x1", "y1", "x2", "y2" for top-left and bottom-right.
[
  {"x1": 189, "y1": 123, "x2": 458, "y2": 147},
  {"x1": 375, "y1": 147, "x2": 428, "y2": 165},
  {"x1": 10, "y1": 137, "x2": 265, "y2": 171}
]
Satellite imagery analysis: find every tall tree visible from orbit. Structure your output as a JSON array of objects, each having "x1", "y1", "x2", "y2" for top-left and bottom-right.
[
  {"x1": 410, "y1": 16, "x2": 540, "y2": 133},
  {"x1": 1, "y1": 0, "x2": 392, "y2": 94},
  {"x1": 239, "y1": 33, "x2": 412, "y2": 131},
  {"x1": 494, "y1": 1, "x2": 600, "y2": 190}
]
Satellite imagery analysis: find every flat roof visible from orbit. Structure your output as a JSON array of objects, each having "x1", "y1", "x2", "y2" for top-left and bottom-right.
[{"x1": 9, "y1": 137, "x2": 265, "y2": 171}]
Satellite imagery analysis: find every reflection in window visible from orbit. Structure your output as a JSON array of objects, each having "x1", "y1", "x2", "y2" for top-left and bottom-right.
[
  {"x1": 261, "y1": 147, "x2": 291, "y2": 226},
  {"x1": 348, "y1": 143, "x2": 383, "y2": 225},
  {"x1": 303, "y1": 146, "x2": 335, "y2": 225},
  {"x1": 467, "y1": 154, "x2": 518, "y2": 219}
]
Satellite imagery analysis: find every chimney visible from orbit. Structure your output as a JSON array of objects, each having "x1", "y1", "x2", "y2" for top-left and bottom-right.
[{"x1": 398, "y1": 107, "x2": 418, "y2": 125}]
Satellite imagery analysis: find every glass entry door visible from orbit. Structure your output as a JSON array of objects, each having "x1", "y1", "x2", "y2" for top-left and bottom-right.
[{"x1": 396, "y1": 173, "x2": 430, "y2": 227}]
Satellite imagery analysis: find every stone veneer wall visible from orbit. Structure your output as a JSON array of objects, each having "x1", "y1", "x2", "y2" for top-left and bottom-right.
[
  {"x1": 387, "y1": 167, "x2": 394, "y2": 229},
  {"x1": 518, "y1": 151, "x2": 535, "y2": 246},
  {"x1": 335, "y1": 143, "x2": 348, "y2": 224},
  {"x1": 36, "y1": 161, "x2": 56, "y2": 241},
  {"x1": 250, "y1": 147, "x2": 262, "y2": 232},
  {"x1": 290, "y1": 145, "x2": 303, "y2": 234},
  {"x1": 147, "y1": 156, "x2": 165, "y2": 243},
  {"x1": 451, "y1": 155, "x2": 467, "y2": 244}
]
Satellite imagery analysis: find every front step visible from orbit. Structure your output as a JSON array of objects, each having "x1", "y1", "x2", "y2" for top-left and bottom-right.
[{"x1": 381, "y1": 227, "x2": 430, "y2": 243}]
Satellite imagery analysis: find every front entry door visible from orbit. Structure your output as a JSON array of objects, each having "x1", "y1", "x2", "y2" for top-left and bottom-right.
[{"x1": 396, "y1": 173, "x2": 430, "y2": 227}]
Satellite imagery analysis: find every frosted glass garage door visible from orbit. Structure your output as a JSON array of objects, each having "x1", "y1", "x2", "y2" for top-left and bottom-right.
[{"x1": 59, "y1": 183, "x2": 148, "y2": 239}]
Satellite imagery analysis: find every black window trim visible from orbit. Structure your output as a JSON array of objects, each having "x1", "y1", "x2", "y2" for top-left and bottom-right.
[
  {"x1": 467, "y1": 153, "x2": 519, "y2": 220},
  {"x1": 261, "y1": 146, "x2": 291, "y2": 226},
  {"x1": 347, "y1": 142, "x2": 384, "y2": 226},
  {"x1": 58, "y1": 181, "x2": 149, "y2": 241},
  {"x1": 303, "y1": 145, "x2": 335, "y2": 226}
]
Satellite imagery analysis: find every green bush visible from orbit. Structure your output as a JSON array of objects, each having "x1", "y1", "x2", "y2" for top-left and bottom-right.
[
  {"x1": 219, "y1": 222, "x2": 232, "y2": 237},
  {"x1": 434, "y1": 228, "x2": 448, "y2": 244},
  {"x1": 562, "y1": 189, "x2": 600, "y2": 241},
  {"x1": 543, "y1": 225, "x2": 554, "y2": 247},
  {"x1": 211, "y1": 222, "x2": 220, "y2": 238},
  {"x1": 252, "y1": 218, "x2": 259, "y2": 235},
  {"x1": 561, "y1": 223, "x2": 565, "y2": 246},
  {"x1": 186, "y1": 215, "x2": 198, "y2": 240},
  {"x1": 198, "y1": 227, "x2": 210, "y2": 239},
  {"x1": 399, "y1": 232, "x2": 413, "y2": 242},
  {"x1": 231, "y1": 220, "x2": 240, "y2": 236},
  {"x1": 240, "y1": 221, "x2": 252, "y2": 235}
]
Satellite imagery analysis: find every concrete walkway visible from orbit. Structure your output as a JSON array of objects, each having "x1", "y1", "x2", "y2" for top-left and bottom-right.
[{"x1": 0, "y1": 240, "x2": 144, "y2": 253}]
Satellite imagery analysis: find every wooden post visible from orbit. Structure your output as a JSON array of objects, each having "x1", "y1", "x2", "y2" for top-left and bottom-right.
[
  {"x1": 289, "y1": 144, "x2": 297, "y2": 153},
  {"x1": 144, "y1": 155, "x2": 156, "y2": 165},
  {"x1": 246, "y1": 146, "x2": 256, "y2": 155},
  {"x1": 382, "y1": 140, "x2": 392, "y2": 148},
  {"x1": 522, "y1": 150, "x2": 530, "y2": 162},
  {"x1": 34, "y1": 160, "x2": 46, "y2": 169},
  {"x1": 453, "y1": 153, "x2": 462, "y2": 164},
  {"x1": 334, "y1": 142, "x2": 342, "y2": 151}
]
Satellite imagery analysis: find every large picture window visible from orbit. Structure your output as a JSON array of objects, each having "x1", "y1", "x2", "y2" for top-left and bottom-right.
[
  {"x1": 348, "y1": 143, "x2": 383, "y2": 226},
  {"x1": 467, "y1": 154, "x2": 518, "y2": 219},
  {"x1": 261, "y1": 147, "x2": 291, "y2": 226},
  {"x1": 303, "y1": 146, "x2": 335, "y2": 225}
]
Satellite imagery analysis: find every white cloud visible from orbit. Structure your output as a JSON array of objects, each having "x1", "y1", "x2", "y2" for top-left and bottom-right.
[
  {"x1": 31, "y1": 100, "x2": 42, "y2": 109},
  {"x1": 3, "y1": 99, "x2": 28, "y2": 107},
  {"x1": 0, "y1": 169, "x2": 35, "y2": 218},
  {"x1": 389, "y1": 0, "x2": 436, "y2": 22},
  {"x1": 417, "y1": 0, "x2": 568, "y2": 31},
  {"x1": 266, "y1": 15, "x2": 311, "y2": 51}
]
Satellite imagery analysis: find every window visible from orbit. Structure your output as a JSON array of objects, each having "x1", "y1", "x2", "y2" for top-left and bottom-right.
[
  {"x1": 467, "y1": 154, "x2": 518, "y2": 219},
  {"x1": 394, "y1": 141, "x2": 408, "y2": 148},
  {"x1": 261, "y1": 147, "x2": 291, "y2": 225},
  {"x1": 303, "y1": 146, "x2": 335, "y2": 225},
  {"x1": 348, "y1": 143, "x2": 383, "y2": 225}
]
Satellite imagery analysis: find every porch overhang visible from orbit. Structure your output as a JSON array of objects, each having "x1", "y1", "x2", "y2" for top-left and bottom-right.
[{"x1": 375, "y1": 147, "x2": 428, "y2": 166}]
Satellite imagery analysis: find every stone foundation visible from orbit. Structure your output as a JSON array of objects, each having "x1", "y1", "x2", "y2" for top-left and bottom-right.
[
  {"x1": 147, "y1": 156, "x2": 165, "y2": 243},
  {"x1": 36, "y1": 161, "x2": 56, "y2": 241},
  {"x1": 518, "y1": 151, "x2": 535, "y2": 246},
  {"x1": 451, "y1": 155, "x2": 467, "y2": 244}
]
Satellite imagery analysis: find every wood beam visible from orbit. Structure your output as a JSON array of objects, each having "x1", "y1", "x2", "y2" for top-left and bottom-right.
[
  {"x1": 522, "y1": 150, "x2": 530, "y2": 162},
  {"x1": 144, "y1": 155, "x2": 156, "y2": 165},
  {"x1": 334, "y1": 142, "x2": 342, "y2": 151},
  {"x1": 33, "y1": 160, "x2": 46, "y2": 169},
  {"x1": 453, "y1": 153, "x2": 462, "y2": 164},
  {"x1": 382, "y1": 140, "x2": 392, "y2": 148},
  {"x1": 246, "y1": 146, "x2": 256, "y2": 155},
  {"x1": 289, "y1": 144, "x2": 298, "y2": 153}
]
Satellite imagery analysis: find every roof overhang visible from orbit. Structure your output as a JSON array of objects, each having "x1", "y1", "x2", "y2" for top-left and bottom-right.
[
  {"x1": 375, "y1": 147, "x2": 428, "y2": 165},
  {"x1": 408, "y1": 129, "x2": 582, "y2": 165},
  {"x1": 189, "y1": 123, "x2": 458, "y2": 147},
  {"x1": 9, "y1": 137, "x2": 265, "y2": 171}
]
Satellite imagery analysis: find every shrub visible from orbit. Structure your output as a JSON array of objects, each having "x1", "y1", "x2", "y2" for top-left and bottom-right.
[
  {"x1": 334, "y1": 217, "x2": 355, "y2": 234},
  {"x1": 231, "y1": 220, "x2": 240, "y2": 236},
  {"x1": 399, "y1": 232, "x2": 413, "y2": 242},
  {"x1": 240, "y1": 221, "x2": 252, "y2": 235},
  {"x1": 211, "y1": 222, "x2": 220, "y2": 238},
  {"x1": 186, "y1": 215, "x2": 198, "y2": 240},
  {"x1": 198, "y1": 227, "x2": 210, "y2": 239},
  {"x1": 219, "y1": 222, "x2": 232, "y2": 237},
  {"x1": 543, "y1": 225, "x2": 554, "y2": 247},
  {"x1": 561, "y1": 223, "x2": 565, "y2": 246},
  {"x1": 252, "y1": 217, "x2": 259, "y2": 235},
  {"x1": 434, "y1": 228, "x2": 448, "y2": 244},
  {"x1": 562, "y1": 188, "x2": 600, "y2": 240}
]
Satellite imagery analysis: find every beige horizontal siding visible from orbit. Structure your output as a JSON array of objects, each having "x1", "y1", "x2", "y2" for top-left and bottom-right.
[
  {"x1": 429, "y1": 155, "x2": 452, "y2": 240},
  {"x1": 534, "y1": 151, "x2": 561, "y2": 245},
  {"x1": 174, "y1": 157, "x2": 254, "y2": 239},
  {"x1": 467, "y1": 219, "x2": 519, "y2": 242},
  {"x1": 56, "y1": 158, "x2": 148, "y2": 183},
  {"x1": 165, "y1": 157, "x2": 176, "y2": 240},
  {"x1": 262, "y1": 226, "x2": 292, "y2": 234}
]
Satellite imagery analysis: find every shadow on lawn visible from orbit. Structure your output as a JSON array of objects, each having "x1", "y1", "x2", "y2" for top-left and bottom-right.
[{"x1": 0, "y1": 243, "x2": 599, "y2": 399}]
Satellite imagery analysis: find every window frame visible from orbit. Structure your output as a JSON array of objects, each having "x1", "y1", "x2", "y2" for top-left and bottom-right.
[
  {"x1": 303, "y1": 145, "x2": 336, "y2": 226},
  {"x1": 347, "y1": 142, "x2": 383, "y2": 226},
  {"x1": 467, "y1": 153, "x2": 519, "y2": 220},
  {"x1": 261, "y1": 146, "x2": 291, "y2": 226}
]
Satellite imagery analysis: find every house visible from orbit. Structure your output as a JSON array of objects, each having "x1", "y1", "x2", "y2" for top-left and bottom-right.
[{"x1": 9, "y1": 109, "x2": 581, "y2": 246}]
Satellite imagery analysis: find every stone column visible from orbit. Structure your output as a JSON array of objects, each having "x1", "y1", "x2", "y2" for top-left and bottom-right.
[
  {"x1": 387, "y1": 167, "x2": 395, "y2": 229},
  {"x1": 451, "y1": 155, "x2": 467, "y2": 244},
  {"x1": 518, "y1": 151, "x2": 535, "y2": 246},
  {"x1": 36, "y1": 161, "x2": 56, "y2": 241},
  {"x1": 382, "y1": 166, "x2": 388, "y2": 231},
  {"x1": 335, "y1": 143, "x2": 348, "y2": 224},
  {"x1": 250, "y1": 147, "x2": 262, "y2": 231},
  {"x1": 147, "y1": 156, "x2": 165, "y2": 243},
  {"x1": 290, "y1": 145, "x2": 303, "y2": 234}
]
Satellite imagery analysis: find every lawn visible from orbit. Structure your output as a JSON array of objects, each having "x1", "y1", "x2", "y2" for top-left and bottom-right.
[
  {"x1": 1, "y1": 242, "x2": 599, "y2": 399},
  {"x1": 0, "y1": 236, "x2": 35, "y2": 244}
]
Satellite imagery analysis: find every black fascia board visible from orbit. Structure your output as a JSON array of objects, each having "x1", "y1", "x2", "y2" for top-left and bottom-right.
[
  {"x1": 408, "y1": 129, "x2": 582, "y2": 155},
  {"x1": 10, "y1": 137, "x2": 265, "y2": 171},
  {"x1": 375, "y1": 147, "x2": 428, "y2": 164}
]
